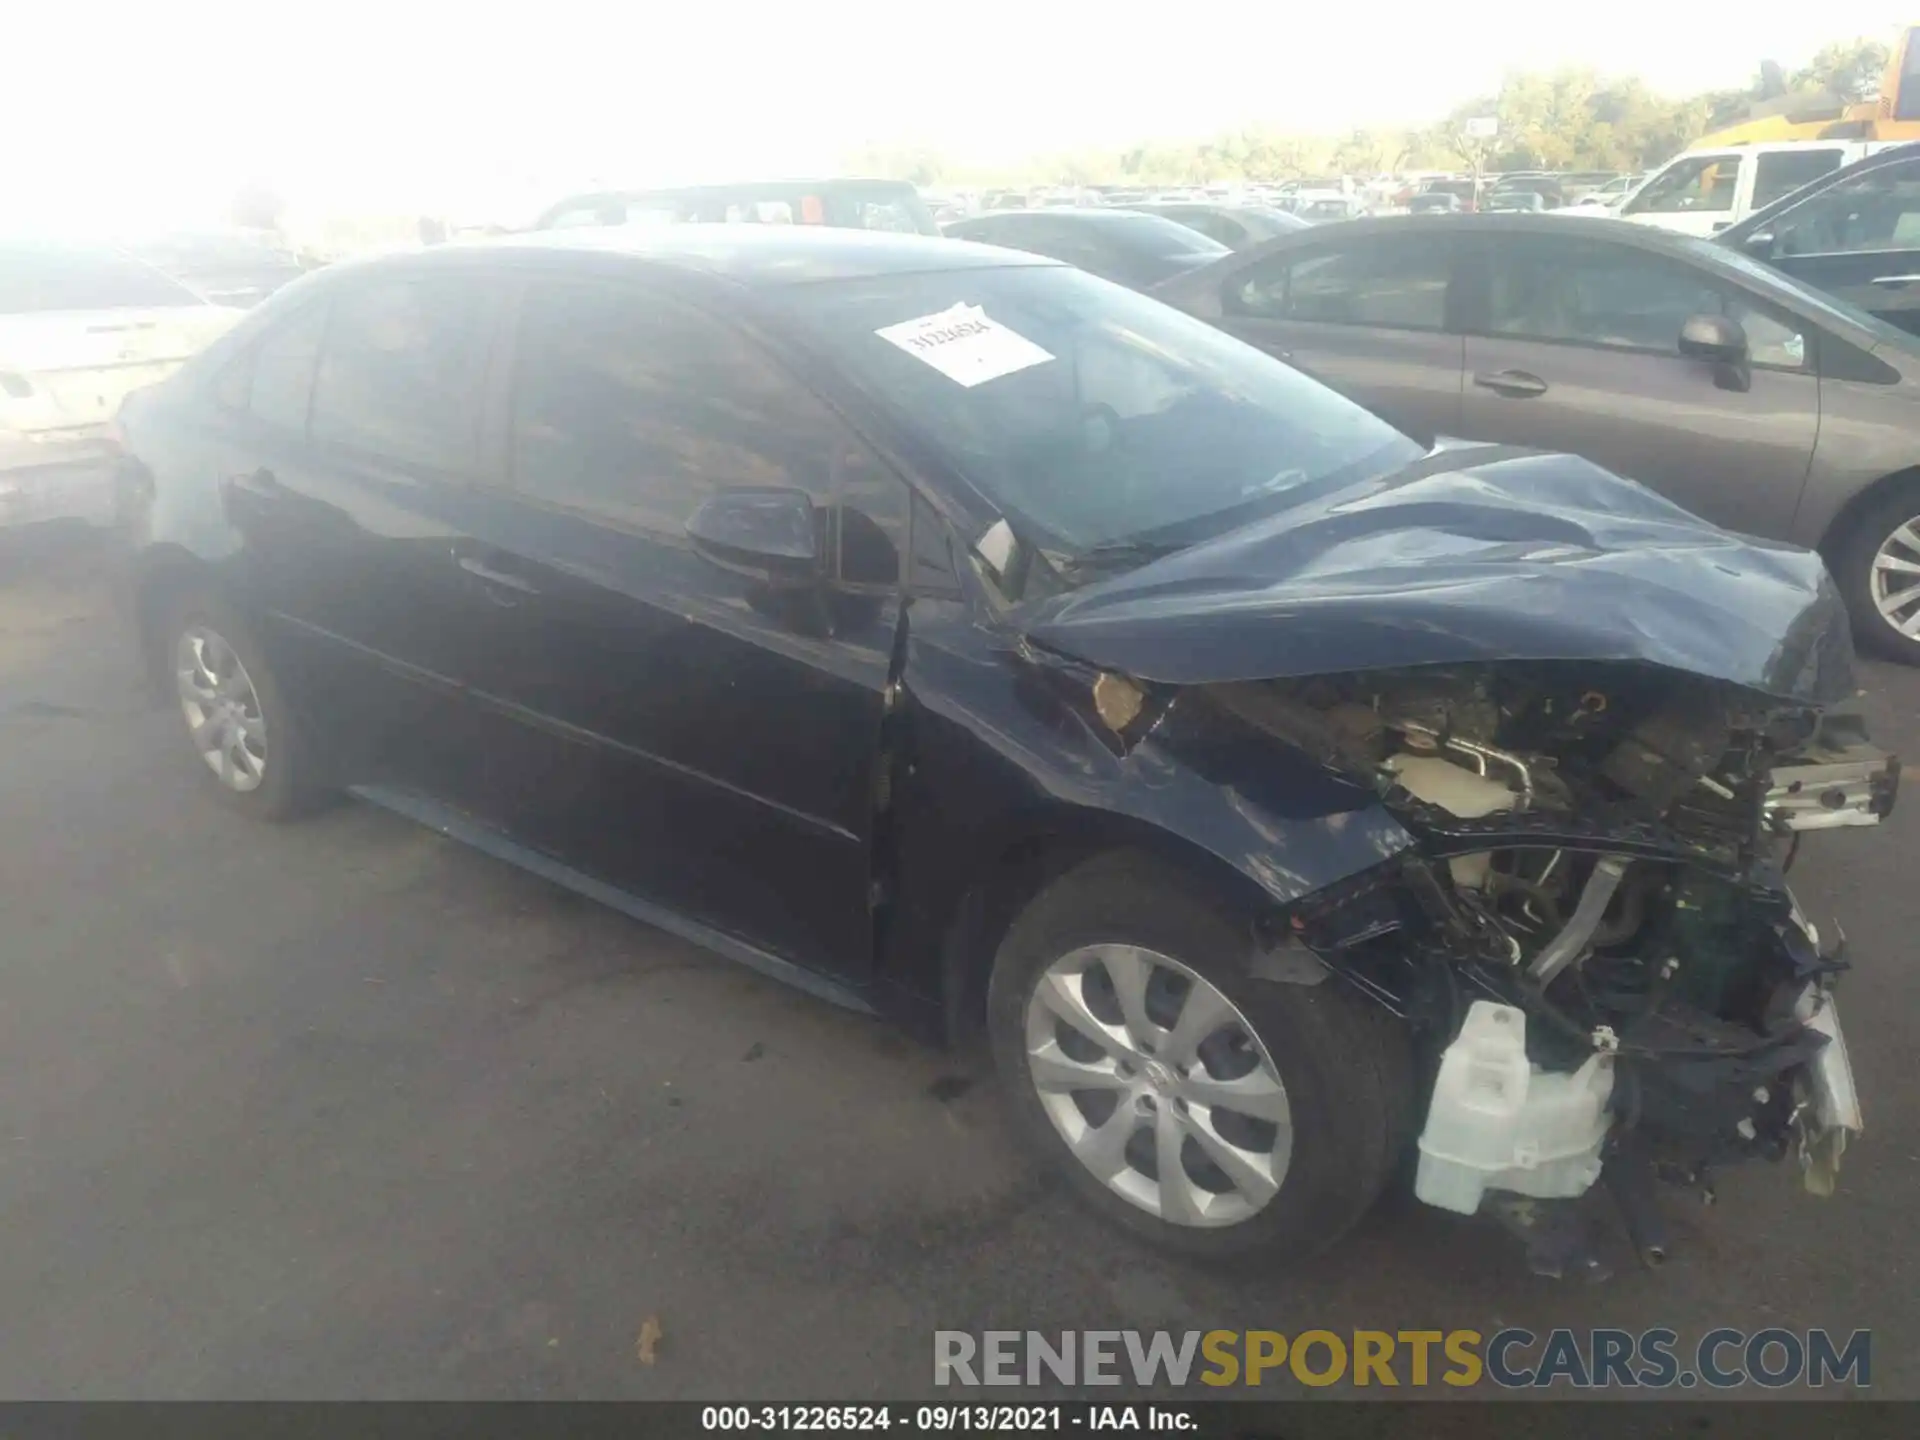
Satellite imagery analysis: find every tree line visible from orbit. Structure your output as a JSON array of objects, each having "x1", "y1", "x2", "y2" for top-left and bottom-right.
[{"x1": 855, "y1": 36, "x2": 1891, "y2": 186}]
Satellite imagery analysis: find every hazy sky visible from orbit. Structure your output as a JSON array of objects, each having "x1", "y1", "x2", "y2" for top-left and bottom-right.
[{"x1": 3, "y1": 3, "x2": 1908, "y2": 232}]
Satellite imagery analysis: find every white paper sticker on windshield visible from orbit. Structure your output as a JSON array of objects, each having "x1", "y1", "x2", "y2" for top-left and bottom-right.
[{"x1": 874, "y1": 304, "x2": 1054, "y2": 388}]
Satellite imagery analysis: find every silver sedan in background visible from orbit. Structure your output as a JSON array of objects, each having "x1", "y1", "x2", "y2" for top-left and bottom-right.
[{"x1": 1154, "y1": 212, "x2": 1920, "y2": 660}]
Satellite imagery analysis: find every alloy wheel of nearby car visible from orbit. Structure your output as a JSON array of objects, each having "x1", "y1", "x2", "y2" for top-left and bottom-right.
[
  {"x1": 1869, "y1": 516, "x2": 1920, "y2": 644},
  {"x1": 175, "y1": 624, "x2": 268, "y2": 792},
  {"x1": 1023, "y1": 943, "x2": 1292, "y2": 1229}
]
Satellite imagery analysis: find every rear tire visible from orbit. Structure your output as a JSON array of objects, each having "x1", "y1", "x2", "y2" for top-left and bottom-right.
[
  {"x1": 987, "y1": 850, "x2": 1414, "y2": 1265},
  {"x1": 1833, "y1": 480, "x2": 1920, "y2": 665},
  {"x1": 158, "y1": 591, "x2": 328, "y2": 821}
]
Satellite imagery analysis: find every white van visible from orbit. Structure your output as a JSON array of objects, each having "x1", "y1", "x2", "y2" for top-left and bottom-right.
[{"x1": 1617, "y1": 141, "x2": 1897, "y2": 237}]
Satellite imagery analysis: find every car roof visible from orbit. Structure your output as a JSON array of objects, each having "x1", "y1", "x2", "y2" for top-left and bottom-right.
[
  {"x1": 952, "y1": 207, "x2": 1187, "y2": 226},
  {"x1": 325, "y1": 224, "x2": 1060, "y2": 288},
  {"x1": 1161, "y1": 211, "x2": 1892, "y2": 342}
]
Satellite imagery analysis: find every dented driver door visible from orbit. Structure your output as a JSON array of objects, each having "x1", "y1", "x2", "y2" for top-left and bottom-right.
[{"x1": 459, "y1": 278, "x2": 911, "y2": 984}]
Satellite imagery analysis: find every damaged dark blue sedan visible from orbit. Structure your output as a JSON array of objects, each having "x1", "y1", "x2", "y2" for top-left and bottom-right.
[{"x1": 113, "y1": 226, "x2": 1895, "y2": 1275}]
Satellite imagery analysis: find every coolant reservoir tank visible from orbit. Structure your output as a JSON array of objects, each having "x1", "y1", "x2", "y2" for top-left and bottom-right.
[
  {"x1": 1384, "y1": 753, "x2": 1516, "y2": 817},
  {"x1": 1383, "y1": 753, "x2": 1516, "y2": 888}
]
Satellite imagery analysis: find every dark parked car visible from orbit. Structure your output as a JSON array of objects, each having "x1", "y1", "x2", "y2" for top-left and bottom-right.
[
  {"x1": 1720, "y1": 142, "x2": 1920, "y2": 338},
  {"x1": 1138, "y1": 202, "x2": 1308, "y2": 249},
  {"x1": 1483, "y1": 190, "x2": 1549, "y2": 213},
  {"x1": 531, "y1": 179, "x2": 938, "y2": 236},
  {"x1": 942, "y1": 209, "x2": 1228, "y2": 290},
  {"x1": 1154, "y1": 212, "x2": 1920, "y2": 661},
  {"x1": 116, "y1": 228, "x2": 1885, "y2": 1271},
  {"x1": 1407, "y1": 192, "x2": 1464, "y2": 215}
]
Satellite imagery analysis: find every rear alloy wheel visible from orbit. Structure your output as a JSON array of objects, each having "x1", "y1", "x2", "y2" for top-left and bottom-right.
[
  {"x1": 176, "y1": 624, "x2": 269, "y2": 793},
  {"x1": 988, "y1": 851, "x2": 1414, "y2": 1265},
  {"x1": 1835, "y1": 484, "x2": 1920, "y2": 664},
  {"x1": 160, "y1": 595, "x2": 326, "y2": 820}
]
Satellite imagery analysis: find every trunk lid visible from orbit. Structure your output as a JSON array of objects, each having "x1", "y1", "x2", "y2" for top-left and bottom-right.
[{"x1": 0, "y1": 306, "x2": 239, "y2": 434}]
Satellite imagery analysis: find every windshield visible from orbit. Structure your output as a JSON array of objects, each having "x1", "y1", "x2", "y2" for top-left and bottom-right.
[{"x1": 774, "y1": 265, "x2": 1420, "y2": 580}]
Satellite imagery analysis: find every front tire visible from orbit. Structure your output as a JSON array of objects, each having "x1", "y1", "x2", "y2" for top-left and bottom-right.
[
  {"x1": 987, "y1": 851, "x2": 1414, "y2": 1265},
  {"x1": 1833, "y1": 481, "x2": 1920, "y2": 664},
  {"x1": 161, "y1": 593, "x2": 327, "y2": 820}
]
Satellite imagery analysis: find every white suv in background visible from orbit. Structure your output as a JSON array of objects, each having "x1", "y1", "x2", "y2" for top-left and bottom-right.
[
  {"x1": 1618, "y1": 141, "x2": 1898, "y2": 237},
  {"x1": 1, "y1": 241, "x2": 242, "y2": 531}
]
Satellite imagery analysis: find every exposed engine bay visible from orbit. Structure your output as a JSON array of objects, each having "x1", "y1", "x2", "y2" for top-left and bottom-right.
[{"x1": 1206, "y1": 662, "x2": 1896, "y2": 1275}]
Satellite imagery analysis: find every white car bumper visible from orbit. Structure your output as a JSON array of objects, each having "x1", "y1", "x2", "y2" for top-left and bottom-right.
[{"x1": 0, "y1": 426, "x2": 119, "y2": 530}]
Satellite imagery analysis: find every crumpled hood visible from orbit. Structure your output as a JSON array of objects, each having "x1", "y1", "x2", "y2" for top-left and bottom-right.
[{"x1": 1022, "y1": 445, "x2": 1855, "y2": 705}]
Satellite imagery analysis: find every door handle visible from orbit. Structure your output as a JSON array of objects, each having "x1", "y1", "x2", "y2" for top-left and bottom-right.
[
  {"x1": 1869, "y1": 274, "x2": 1920, "y2": 287},
  {"x1": 456, "y1": 552, "x2": 540, "y2": 597},
  {"x1": 1472, "y1": 369, "x2": 1549, "y2": 398}
]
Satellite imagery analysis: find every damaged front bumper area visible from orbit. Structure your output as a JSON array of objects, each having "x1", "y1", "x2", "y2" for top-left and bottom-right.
[{"x1": 1251, "y1": 670, "x2": 1891, "y2": 1279}]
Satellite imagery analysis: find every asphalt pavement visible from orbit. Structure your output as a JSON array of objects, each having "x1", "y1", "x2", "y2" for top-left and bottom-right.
[{"x1": 1, "y1": 532, "x2": 1915, "y2": 1400}]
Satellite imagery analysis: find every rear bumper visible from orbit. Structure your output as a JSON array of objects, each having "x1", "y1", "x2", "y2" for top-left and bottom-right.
[{"x1": 0, "y1": 428, "x2": 118, "y2": 530}]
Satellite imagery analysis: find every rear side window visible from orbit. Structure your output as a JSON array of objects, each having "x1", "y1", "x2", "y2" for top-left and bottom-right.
[
  {"x1": 0, "y1": 247, "x2": 201, "y2": 313},
  {"x1": 1229, "y1": 237, "x2": 1451, "y2": 330},
  {"x1": 1751, "y1": 149, "x2": 1847, "y2": 210},
  {"x1": 310, "y1": 277, "x2": 493, "y2": 471},
  {"x1": 248, "y1": 305, "x2": 327, "y2": 431}
]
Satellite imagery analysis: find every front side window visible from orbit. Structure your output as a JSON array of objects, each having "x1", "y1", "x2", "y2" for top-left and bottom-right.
[
  {"x1": 309, "y1": 276, "x2": 492, "y2": 471},
  {"x1": 1769, "y1": 158, "x2": 1920, "y2": 257},
  {"x1": 1485, "y1": 238, "x2": 1807, "y2": 366},
  {"x1": 1751, "y1": 149, "x2": 1848, "y2": 210},
  {"x1": 1624, "y1": 154, "x2": 1740, "y2": 216},
  {"x1": 1230, "y1": 237, "x2": 1451, "y2": 330},
  {"x1": 773, "y1": 265, "x2": 1420, "y2": 571},
  {"x1": 510, "y1": 282, "x2": 842, "y2": 536}
]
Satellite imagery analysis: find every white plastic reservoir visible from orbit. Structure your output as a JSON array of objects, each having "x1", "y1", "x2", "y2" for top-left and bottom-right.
[{"x1": 1414, "y1": 1001, "x2": 1615, "y2": 1215}]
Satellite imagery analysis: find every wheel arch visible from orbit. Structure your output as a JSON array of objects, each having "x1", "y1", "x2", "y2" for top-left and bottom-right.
[
  {"x1": 922, "y1": 805, "x2": 1320, "y2": 1049},
  {"x1": 1815, "y1": 464, "x2": 1920, "y2": 567},
  {"x1": 128, "y1": 544, "x2": 220, "y2": 699}
]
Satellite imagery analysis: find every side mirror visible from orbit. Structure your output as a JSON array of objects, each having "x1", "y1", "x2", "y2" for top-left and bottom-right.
[
  {"x1": 1740, "y1": 227, "x2": 1777, "y2": 257},
  {"x1": 686, "y1": 486, "x2": 823, "y2": 585},
  {"x1": 1678, "y1": 313, "x2": 1751, "y2": 393}
]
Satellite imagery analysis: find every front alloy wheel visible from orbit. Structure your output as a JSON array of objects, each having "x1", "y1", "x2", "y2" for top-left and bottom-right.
[
  {"x1": 1025, "y1": 944, "x2": 1292, "y2": 1228},
  {"x1": 175, "y1": 624, "x2": 268, "y2": 792},
  {"x1": 988, "y1": 851, "x2": 1413, "y2": 1264},
  {"x1": 1869, "y1": 516, "x2": 1920, "y2": 647}
]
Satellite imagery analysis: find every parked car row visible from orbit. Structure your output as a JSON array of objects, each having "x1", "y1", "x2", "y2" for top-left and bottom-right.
[
  {"x1": 1, "y1": 240, "x2": 245, "y2": 531},
  {"x1": 110, "y1": 221, "x2": 1889, "y2": 1279}
]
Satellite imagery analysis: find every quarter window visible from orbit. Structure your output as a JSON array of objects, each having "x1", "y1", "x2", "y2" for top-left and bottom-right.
[
  {"x1": 1229, "y1": 238, "x2": 1450, "y2": 330},
  {"x1": 309, "y1": 277, "x2": 492, "y2": 470}
]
